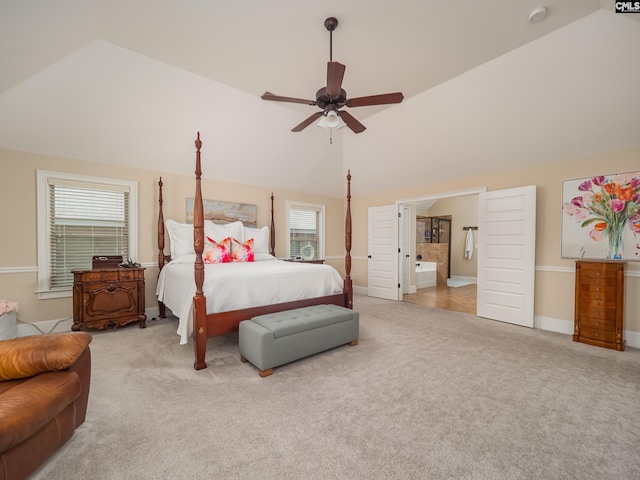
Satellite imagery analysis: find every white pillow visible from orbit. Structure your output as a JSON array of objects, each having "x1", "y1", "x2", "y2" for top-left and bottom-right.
[
  {"x1": 243, "y1": 225, "x2": 270, "y2": 254},
  {"x1": 205, "y1": 220, "x2": 244, "y2": 243},
  {"x1": 254, "y1": 252, "x2": 276, "y2": 261},
  {"x1": 166, "y1": 219, "x2": 194, "y2": 259}
]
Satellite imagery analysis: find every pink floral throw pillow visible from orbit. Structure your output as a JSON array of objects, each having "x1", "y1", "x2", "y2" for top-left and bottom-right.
[
  {"x1": 203, "y1": 236, "x2": 231, "y2": 264},
  {"x1": 231, "y1": 237, "x2": 254, "y2": 262}
]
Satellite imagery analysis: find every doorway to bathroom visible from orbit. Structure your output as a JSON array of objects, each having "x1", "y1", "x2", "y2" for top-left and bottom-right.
[
  {"x1": 368, "y1": 186, "x2": 536, "y2": 326},
  {"x1": 400, "y1": 191, "x2": 480, "y2": 315}
]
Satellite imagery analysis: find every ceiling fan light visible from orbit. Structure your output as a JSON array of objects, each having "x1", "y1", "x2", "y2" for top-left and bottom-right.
[{"x1": 317, "y1": 110, "x2": 345, "y2": 129}]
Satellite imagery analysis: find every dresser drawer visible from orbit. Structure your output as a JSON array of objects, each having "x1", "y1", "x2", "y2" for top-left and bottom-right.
[
  {"x1": 578, "y1": 326, "x2": 616, "y2": 344},
  {"x1": 579, "y1": 262, "x2": 618, "y2": 276},
  {"x1": 579, "y1": 275, "x2": 610, "y2": 287},
  {"x1": 578, "y1": 304, "x2": 616, "y2": 320},
  {"x1": 85, "y1": 281, "x2": 139, "y2": 318},
  {"x1": 578, "y1": 297, "x2": 616, "y2": 310},
  {"x1": 579, "y1": 285, "x2": 617, "y2": 301},
  {"x1": 578, "y1": 315, "x2": 615, "y2": 331}
]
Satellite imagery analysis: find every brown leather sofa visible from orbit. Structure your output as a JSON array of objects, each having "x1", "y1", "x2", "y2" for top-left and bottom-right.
[{"x1": 0, "y1": 332, "x2": 92, "y2": 480}]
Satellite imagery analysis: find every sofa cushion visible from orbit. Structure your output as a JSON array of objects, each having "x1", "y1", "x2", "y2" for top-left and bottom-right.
[
  {"x1": 252, "y1": 304, "x2": 355, "y2": 339},
  {"x1": 0, "y1": 371, "x2": 81, "y2": 452},
  {"x1": 0, "y1": 332, "x2": 92, "y2": 381}
]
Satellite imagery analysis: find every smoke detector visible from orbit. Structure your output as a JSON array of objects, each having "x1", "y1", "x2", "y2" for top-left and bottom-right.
[{"x1": 528, "y1": 6, "x2": 548, "y2": 23}]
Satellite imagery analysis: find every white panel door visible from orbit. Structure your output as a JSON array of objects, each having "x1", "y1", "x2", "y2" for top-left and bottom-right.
[
  {"x1": 400, "y1": 205, "x2": 412, "y2": 294},
  {"x1": 368, "y1": 205, "x2": 399, "y2": 301},
  {"x1": 477, "y1": 186, "x2": 536, "y2": 327}
]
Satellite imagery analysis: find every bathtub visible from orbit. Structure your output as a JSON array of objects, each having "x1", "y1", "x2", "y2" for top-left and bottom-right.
[{"x1": 416, "y1": 262, "x2": 437, "y2": 289}]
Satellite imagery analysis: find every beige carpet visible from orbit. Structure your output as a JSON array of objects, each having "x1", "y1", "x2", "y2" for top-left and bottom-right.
[{"x1": 32, "y1": 295, "x2": 640, "y2": 480}]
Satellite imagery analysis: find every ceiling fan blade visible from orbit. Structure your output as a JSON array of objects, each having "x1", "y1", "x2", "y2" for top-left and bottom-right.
[
  {"x1": 292, "y1": 112, "x2": 323, "y2": 132},
  {"x1": 338, "y1": 111, "x2": 366, "y2": 134},
  {"x1": 326, "y1": 62, "x2": 346, "y2": 99},
  {"x1": 346, "y1": 92, "x2": 404, "y2": 108},
  {"x1": 261, "y1": 92, "x2": 316, "y2": 106}
]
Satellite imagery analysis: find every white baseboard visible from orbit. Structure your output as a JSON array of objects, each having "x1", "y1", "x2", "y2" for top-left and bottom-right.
[
  {"x1": 16, "y1": 306, "x2": 162, "y2": 337},
  {"x1": 534, "y1": 315, "x2": 574, "y2": 335},
  {"x1": 624, "y1": 330, "x2": 640, "y2": 349},
  {"x1": 353, "y1": 286, "x2": 368, "y2": 297},
  {"x1": 17, "y1": 317, "x2": 73, "y2": 336}
]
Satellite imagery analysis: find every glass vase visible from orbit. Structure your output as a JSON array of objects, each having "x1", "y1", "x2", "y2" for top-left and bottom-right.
[{"x1": 606, "y1": 224, "x2": 625, "y2": 260}]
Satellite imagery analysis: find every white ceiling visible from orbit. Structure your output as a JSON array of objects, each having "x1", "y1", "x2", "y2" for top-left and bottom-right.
[{"x1": 0, "y1": 1, "x2": 638, "y2": 198}]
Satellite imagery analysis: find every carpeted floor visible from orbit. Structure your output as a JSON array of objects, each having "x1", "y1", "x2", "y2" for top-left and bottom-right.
[{"x1": 32, "y1": 295, "x2": 640, "y2": 480}]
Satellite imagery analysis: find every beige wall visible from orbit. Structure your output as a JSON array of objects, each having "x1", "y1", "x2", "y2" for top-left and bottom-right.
[
  {"x1": 2, "y1": 146, "x2": 638, "y2": 337},
  {"x1": 0, "y1": 149, "x2": 346, "y2": 326},
  {"x1": 350, "y1": 146, "x2": 640, "y2": 334}
]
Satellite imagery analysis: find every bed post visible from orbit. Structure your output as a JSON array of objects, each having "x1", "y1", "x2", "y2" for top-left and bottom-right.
[
  {"x1": 270, "y1": 193, "x2": 276, "y2": 256},
  {"x1": 193, "y1": 133, "x2": 207, "y2": 370},
  {"x1": 157, "y1": 177, "x2": 166, "y2": 318},
  {"x1": 344, "y1": 170, "x2": 353, "y2": 309}
]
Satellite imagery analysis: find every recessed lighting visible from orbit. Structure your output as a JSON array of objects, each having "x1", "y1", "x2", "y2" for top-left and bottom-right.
[{"x1": 528, "y1": 6, "x2": 548, "y2": 23}]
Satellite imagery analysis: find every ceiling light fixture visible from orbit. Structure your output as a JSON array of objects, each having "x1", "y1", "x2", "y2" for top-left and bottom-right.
[
  {"x1": 316, "y1": 109, "x2": 346, "y2": 129},
  {"x1": 528, "y1": 6, "x2": 548, "y2": 23}
]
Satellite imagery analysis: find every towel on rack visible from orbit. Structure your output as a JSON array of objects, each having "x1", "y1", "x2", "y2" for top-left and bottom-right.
[{"x1": 465, "y1": 229, "x2": 474, "y2": 260}]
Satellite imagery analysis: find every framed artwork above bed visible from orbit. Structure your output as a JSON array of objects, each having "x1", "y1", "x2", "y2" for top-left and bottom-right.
[
  {"x1": 561, "y1": 171, "x2": 640, "y2": 261},
  {"x1": 186, "y1": 198, "x2": 257, "y2": 227}
]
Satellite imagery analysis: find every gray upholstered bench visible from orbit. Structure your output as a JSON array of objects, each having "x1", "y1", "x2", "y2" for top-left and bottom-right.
[{"x1": 239, "y1": 304, "x2": 359, "y2": 377}]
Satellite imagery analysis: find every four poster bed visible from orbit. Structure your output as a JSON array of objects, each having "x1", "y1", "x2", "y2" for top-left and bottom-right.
[{"x1": 156, "y1": 133, "x2": 353, "y2": 370}]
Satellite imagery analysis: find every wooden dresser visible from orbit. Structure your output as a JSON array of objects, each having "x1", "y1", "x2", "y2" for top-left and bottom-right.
[
  {"x1": 72, "y1": 268, "x2": 147, "y2": 331},
  {"x1": 573, "y1": 261, "x2": 625, "y2": 351}
]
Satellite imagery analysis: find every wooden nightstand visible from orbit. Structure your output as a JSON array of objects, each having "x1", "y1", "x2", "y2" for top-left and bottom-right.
[{"x1": 72, "y1": 268, "x2": 147, "y2": 331}]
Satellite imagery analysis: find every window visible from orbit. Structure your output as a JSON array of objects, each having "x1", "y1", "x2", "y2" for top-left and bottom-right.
[
  {"x1": 37, "y1": 170, "x2": 138, "y2": 299},
  {"x1": 286, "y1": 201, "x2": 325, "y2": 260}
]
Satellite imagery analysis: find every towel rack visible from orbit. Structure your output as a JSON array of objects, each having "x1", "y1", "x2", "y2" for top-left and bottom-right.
[{"x1": 463, "y1": 226, "x2": 478, "y2": 231}]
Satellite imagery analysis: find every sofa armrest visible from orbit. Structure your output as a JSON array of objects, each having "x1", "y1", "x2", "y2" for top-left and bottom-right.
[{"x1": 0, "y1": 332, "x2": 92, "y2": 381}]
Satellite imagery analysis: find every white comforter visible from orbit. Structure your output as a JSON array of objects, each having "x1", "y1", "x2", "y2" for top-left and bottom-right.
[{"x1": 156, "y1": 259, "x2": 344, "y2": 344}]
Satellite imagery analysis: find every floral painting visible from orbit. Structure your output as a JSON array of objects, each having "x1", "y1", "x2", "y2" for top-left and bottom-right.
[{"x1": 562, "y1": 171, "x2": 640, "y2": 261}]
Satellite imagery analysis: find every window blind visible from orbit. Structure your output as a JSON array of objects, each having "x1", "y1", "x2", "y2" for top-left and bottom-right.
[
  {"x1": 48, "y1": 178, "x2": 130, "y2": 289},
  {"x1": 289, "y1": 206, "x2": 320, "y2": 259}
]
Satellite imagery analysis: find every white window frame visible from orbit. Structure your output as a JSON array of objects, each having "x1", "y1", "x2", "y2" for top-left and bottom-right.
[
  {"x1": 285, "y1": 200, "x2": 325, "y2": 260},
  {"x1": 36, "y1": 170, "x2": 138, "y2": 299}
]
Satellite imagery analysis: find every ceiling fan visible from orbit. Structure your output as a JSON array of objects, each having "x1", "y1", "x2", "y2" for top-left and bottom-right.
[{"x1": 261, "y1": 17, "x2": 404, "y2": 134}]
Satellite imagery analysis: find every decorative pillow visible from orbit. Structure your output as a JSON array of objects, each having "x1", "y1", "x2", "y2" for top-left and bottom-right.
[
  {"x1": 230, "y1": 237, "x2": 254, "y2": 262},
  {"x1": 242, "y1": 225, "x2": 269, "y2": 254},
  {"x1": 166, "y1": 219, "x2": 194, "y2": 259},
  {"x1": 205, "y1": 220, "x2": 244, "y2": 244},
  {"x1": 203, "y1": 236, "x2": 231, "y2": 264}
]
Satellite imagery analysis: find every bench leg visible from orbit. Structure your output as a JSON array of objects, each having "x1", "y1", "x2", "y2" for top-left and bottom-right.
[
  {"x1": 350, "y1": 339, "x2": 358, "y2": 346},
  {"x1": 259, "y1": 368, "x2": 273, "y2": 378}
]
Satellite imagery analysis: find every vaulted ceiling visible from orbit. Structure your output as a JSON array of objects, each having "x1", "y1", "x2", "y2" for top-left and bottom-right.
[{"x1": 1, "y1": 1, "x2": 638, "y2": 198}]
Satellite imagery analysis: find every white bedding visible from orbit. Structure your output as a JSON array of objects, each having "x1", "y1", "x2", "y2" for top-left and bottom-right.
[{"x1": 156, "y1": 258, "x2": 344, "y2": 344}]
